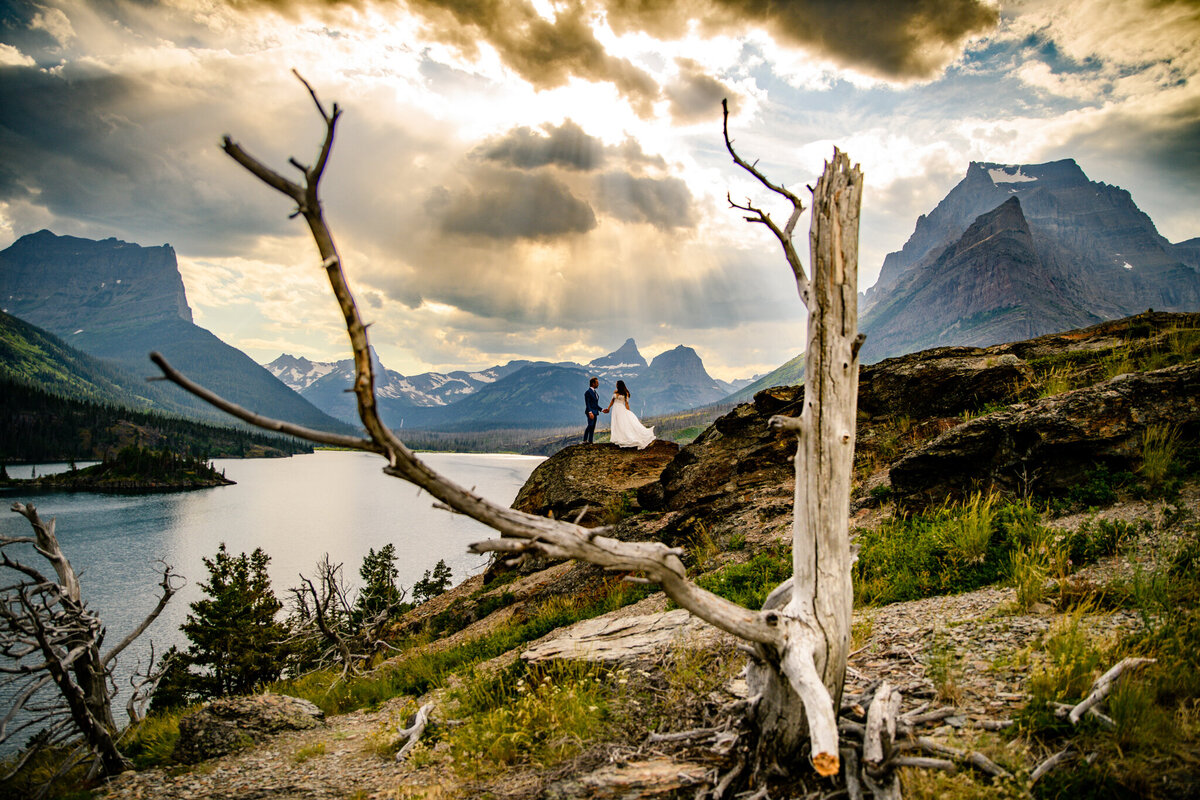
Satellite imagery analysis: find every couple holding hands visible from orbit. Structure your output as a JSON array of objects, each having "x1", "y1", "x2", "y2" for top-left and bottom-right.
[{"x1": 583, "y1": 377, "x2": 655, "y2": 449}]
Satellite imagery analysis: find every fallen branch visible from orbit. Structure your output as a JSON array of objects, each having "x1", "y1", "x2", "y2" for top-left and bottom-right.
[
  {"x1": 1069, "y1": 657, "x2": 1155, "y2": 724},
  {"x1": 645, "y1": 727, "x2": 718, "y2": 744},
  {"x1": 863, "y1": 682, "x2": 901, "y2": 769},
  {"x1": 1030, "y1": 747, "x2": 1074, "y2": 786},
  {"x1": 395, "y1": 702, "x2": 433, "y2": 762},
  {"x1": 890, "y1": 755, "x2": 956, "y2": 771}
]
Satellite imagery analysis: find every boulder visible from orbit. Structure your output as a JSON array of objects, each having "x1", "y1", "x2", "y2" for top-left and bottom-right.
[
  {"x1": 173, "y1": 693, "x2": 325, "y2": 764},
  {"x1": 512, "y1": 440, "x2": 679, "y2": 527},
  {"x1": 651, "y1": 385, "x2": 801, "y2": 514},
  {"x1": 890, "y1": 361, "x2": 1200, "y2": 502},
  {"x1": 858, "y1": 348, "x2": 1034, "y2": 420}
]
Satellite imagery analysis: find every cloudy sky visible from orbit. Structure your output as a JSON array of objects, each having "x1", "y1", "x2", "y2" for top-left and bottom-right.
[{"x1": 1, "y1": 0, "x2": 1198, "y2": 380}]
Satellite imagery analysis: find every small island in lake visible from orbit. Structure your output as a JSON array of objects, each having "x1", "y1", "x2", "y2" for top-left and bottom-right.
[{"x1": 0, "y1": 446, "x2": 235, "y2": 493}]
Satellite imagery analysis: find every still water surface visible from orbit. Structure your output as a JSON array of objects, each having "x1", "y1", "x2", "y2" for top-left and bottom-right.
[{"x1": 0, "y1": 450, "x2": 542, "y2": 718}]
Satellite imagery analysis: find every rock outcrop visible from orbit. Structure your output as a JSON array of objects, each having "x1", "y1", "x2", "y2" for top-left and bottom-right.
[
  {"x1": 173, "y1": 694, "x2": 325, "y2": 764},
  {"x1": 890, "y1": 361, "x2": 1200, "y2": 502},
  {"x1": 512, "y1": 440, "x2": 679, "y2": 527},
  {"x1": 857, "y1": 346, "x2": 1034, "y2": 419}
]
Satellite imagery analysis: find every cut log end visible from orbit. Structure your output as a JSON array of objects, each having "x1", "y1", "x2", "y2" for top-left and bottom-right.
[{"x1": 812, "y1": 750, "x2": 840, "y2": 777}]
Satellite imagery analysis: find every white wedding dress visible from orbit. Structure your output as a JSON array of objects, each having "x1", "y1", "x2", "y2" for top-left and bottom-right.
[{"x1": 609, "y1": 393, "x2": 655, "y2": 449}]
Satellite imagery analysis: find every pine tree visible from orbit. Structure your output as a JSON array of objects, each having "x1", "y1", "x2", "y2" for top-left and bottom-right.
[
  {"x1": 180, "y1": 543, "x2": 286, "y2": 698},
  {"x1": 351, "y1": 544, "x2": 405, "y2": 629},
  {"x1": 412, "y1": 558, "x2": 453, "y2": 605}
]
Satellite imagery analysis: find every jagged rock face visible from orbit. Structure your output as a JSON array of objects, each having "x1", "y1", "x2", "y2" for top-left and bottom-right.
[
  {"x1": 0, "y1": 230, "x2": 192, "y2": 341},
  {"x1": 634, "y1": 385, "x2": 802, "y2": 551},
  {"x1": 860, "y1": 159, "x2": 1200, "y2": 362},
  {"x1": 512, "y1": 439, "x2": 679, "y2": 527},
  {"x1": 889, "y1": 360, "x2": 1200, "y2": 502},
  {"x1": 857, "y1": 346, "x2": 1035, "y2": 420},
  {"x1": 173, "y1": 694, "x2": 324, "y2": 764},
  {"x1": 589, "y1": 337, "x2": 647, "y2": 370},
  {"x1": 0, "y1": 230, "x2": 351, "y2": 432},
  {"x1": 862, "y1": 198, "x2": 1099, "y2": 359},
  {"x1": 1176, "y1": 237, "x2": 1200, "y2": 270}
]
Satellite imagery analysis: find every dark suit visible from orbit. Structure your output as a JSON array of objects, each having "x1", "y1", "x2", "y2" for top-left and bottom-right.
[{"x1": 584, "y1": 386, "x2": 602, "y2": 443}]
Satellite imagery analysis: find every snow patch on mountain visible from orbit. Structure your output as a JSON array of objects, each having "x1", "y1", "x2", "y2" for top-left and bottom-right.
[{"x1": 986, "y1": 166, "x2": 1037, "y2": 184}]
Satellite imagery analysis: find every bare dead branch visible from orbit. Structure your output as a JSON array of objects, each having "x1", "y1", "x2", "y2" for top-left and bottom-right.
[
  {"x1": 395, "y1": 701, "x2": 432, "y2": 761},
  {"x1": 722, "y1": 98, "x2": 810, "y2": 306},
  {"x1": 1068, "y1": 657, "x2": 1155, "y2": 724},
  {"x1": 102, "y1": 561, "x2": 182, "y2": 668},
  {"x1": 150, "y1": 352, "x2": 381, "y2": 452},
  {"x1": 1030, "y1": 748, "x2": 1074, "y2": 785}
]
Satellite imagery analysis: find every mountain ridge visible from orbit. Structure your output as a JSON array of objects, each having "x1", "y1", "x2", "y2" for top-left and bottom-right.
[
  {"x1": 0, "y1": 231, "x2": 354, "y2": 434},
  {"x1": 858, "y1": 159, "x2": 1200, "y2": 362}
]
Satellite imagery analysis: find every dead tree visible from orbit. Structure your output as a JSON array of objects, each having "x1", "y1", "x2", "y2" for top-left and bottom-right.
[
  {"x1": 285, "y1": 555, "x2": 406, "y2": 678},
  {"x1": 151, "y1": 73, "x2": 863, "y2": 786},
  {"x1": 723, "y1": 99, "x2": 863, "y2": 775},
  {"x1": 1, "y1": 502, "x2": 180, "y2": 786}
]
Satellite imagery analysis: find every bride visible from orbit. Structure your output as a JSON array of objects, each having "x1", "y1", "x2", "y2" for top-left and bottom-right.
[{"x1": 604, "y1": 380, "x2": 655, "y2": 449}]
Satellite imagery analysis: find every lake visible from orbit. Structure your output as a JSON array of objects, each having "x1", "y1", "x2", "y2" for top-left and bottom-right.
[{"x1": 0, "y1": 450, "x2": 543, "y2": 726}]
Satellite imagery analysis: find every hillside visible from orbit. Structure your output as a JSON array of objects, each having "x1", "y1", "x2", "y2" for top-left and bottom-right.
[
  {"x1": 0, "y1": 377, "x2": 312, "y2": 461},
  {"x1": 0, "y1": 310, "x2": 200, "y2": 416},
  {"x1": 0, "y1": 311, "x2": 313, "y2": 460},
  {"x1": 28, "y1": 312, "x2": 1200, "y2": 800}
]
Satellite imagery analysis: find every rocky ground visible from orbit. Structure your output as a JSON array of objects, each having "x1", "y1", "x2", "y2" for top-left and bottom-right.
[
  {"x1": 98, "y1": 312, "x2": 1200, "y2": 800},
  {"x1": 101, "y1": 486, "x2": 1195, "y2": 800}
]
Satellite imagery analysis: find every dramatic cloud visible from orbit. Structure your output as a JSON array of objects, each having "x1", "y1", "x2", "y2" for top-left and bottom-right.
[
  {"x1": 0, "y1": 64, "x2": 291, "y2": 253},
  {"x1": 605, "y1": 0, "x2": 999, "y2": 79},
  {"x1": 666, "y1": 58, "x2": 739, "y2": 123},
  {"x1": 592, "y1": 172, "x2": 696, "y2": 229},
  {"x1": 437, "y1": 171, "x2": 598, "y2": 239},
  {"x1": 474, "y1": 120, "x2": 607, "y2": 171},
  {"x1": 473, "y1": 119, "x2": 669, "y2": 172},
  {"x1": 406, "y1": 0, "x2": 661, "y2": 114},
  {"x1": 0, "y1": 0, "x2": 1196, "y2": 381}
]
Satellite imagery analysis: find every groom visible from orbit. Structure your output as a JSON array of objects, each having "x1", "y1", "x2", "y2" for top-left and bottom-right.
[{"x1": 583, "y1": 377, "x2": 606, "y2": 444}]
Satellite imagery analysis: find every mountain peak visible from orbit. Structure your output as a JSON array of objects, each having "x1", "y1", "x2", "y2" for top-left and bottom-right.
[
  {"x1": 0, "y1": 229, "x2": 193, "y2": 333},
  {"x1": 972, "y1": 159, "x2": 1088, "y2": 189},
  {"x1": 589, "y1": 337, "x2": 647, "y2": 369}
]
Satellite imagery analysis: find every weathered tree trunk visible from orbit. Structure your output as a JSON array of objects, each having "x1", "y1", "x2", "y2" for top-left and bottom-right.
[{"x1": 744, "y1": 150, "x2": 863, "y2": 773}]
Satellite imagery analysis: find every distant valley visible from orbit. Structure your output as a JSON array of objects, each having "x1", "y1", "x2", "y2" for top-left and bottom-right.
[{"x1": 266, "y1": 337, "x2": 756, "y2": 431}]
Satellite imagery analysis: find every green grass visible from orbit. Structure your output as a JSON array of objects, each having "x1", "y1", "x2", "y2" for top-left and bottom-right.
[
  {"x1": 120, "y1": 707, "x2": 187, "y2": 768},
  {"x1": 1139, "y1": 423, "x2": 1181, "y2": 495},
  {"x1": 1018, "y1": 527, "x2": 1200, "y2": 800},
  {"x1": 854, "y1": 499, "x2": 1135, "y2": 607},
  {"x1": 291, "y1": 742, "x2": 326, "y2": 763},
  {"x1": 272, "y1": 578, "x2": 653, "y2": 717},
  {"x1": 444, "y1": 660, "x2": 612, "y2": 774},
  {"x1": 693, "y1": 545, "x2": 792, "y2": 609},
  {"x1": 854, "y1": 498, "x2": 1044, "y2": 606}
]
